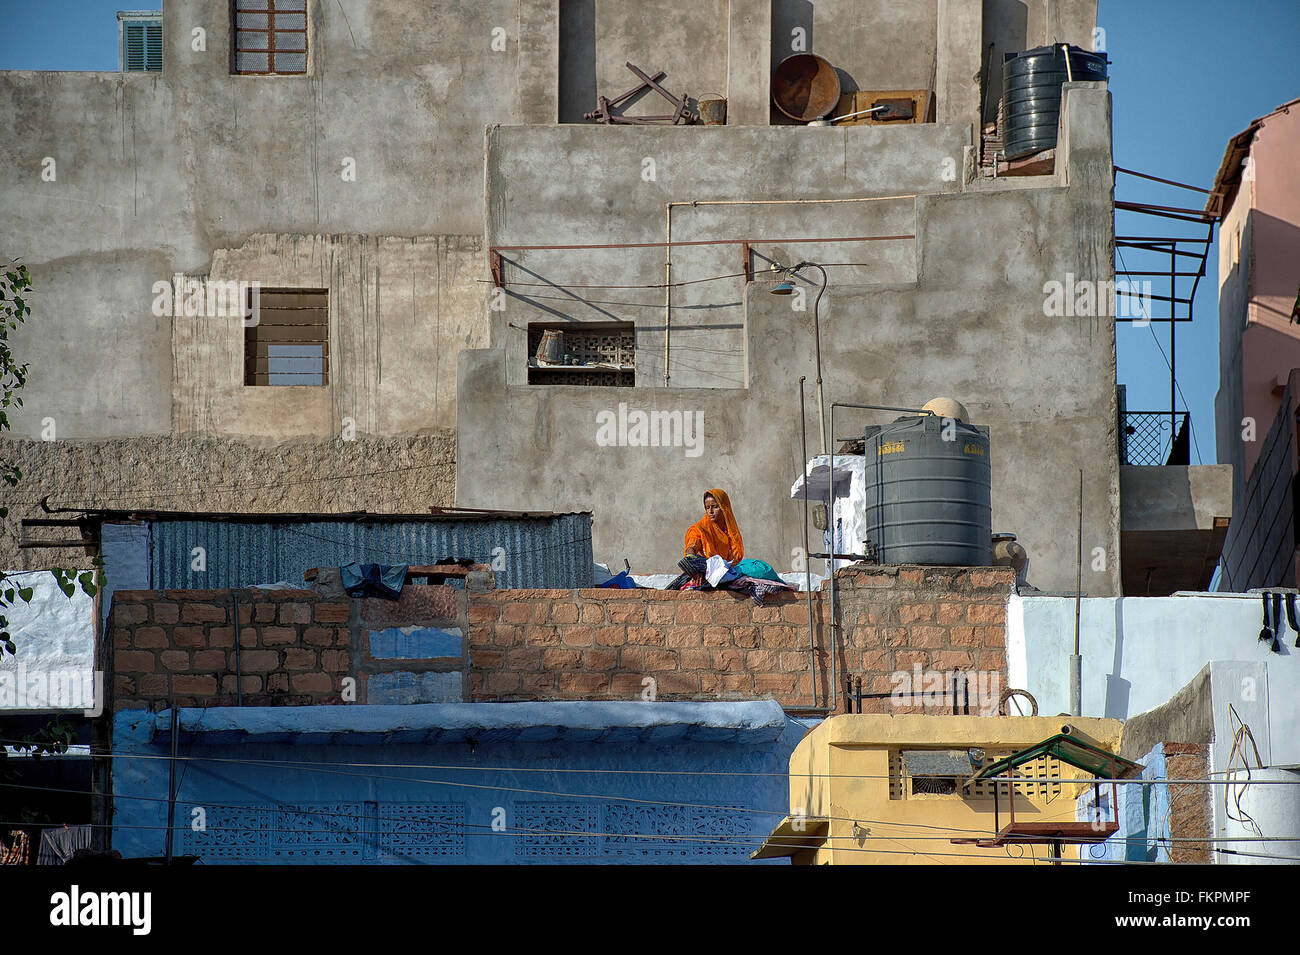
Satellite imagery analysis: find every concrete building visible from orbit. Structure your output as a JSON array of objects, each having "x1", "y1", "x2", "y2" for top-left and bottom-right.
[
  {"x1": 1211, "y1": 98, "x2": 1300, "y2": 590},
  {"x1": 3, "y1": 0, "x2": 1138, "y2": 597}
]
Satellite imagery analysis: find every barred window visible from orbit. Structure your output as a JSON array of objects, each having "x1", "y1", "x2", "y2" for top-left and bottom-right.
[
  {"x1": 527, "y1": 323, "x2": 635, "y2": 387},
  {"x1": 244, "y1": 289, "x2": 328, "y2": 386},
  {"x1": 233, "y1": 0, "x2": 308, "y2": 75}
]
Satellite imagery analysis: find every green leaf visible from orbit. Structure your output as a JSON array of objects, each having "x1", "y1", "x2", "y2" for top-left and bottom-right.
[{"x1": 18, "y1": 587, "x2": 33, "y2": 602}]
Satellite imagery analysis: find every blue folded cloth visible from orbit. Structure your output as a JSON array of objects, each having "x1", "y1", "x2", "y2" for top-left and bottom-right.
[{"x1": 341, "y1": 562, "x2": 408, "y2": 599}]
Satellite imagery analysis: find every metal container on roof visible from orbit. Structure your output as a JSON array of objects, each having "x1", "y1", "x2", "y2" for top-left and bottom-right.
[
  {"x1": 1001, "y1": 44, "x2": 1108, "y2": 159},
  {"x1": 863, "y1": 414, "x2": 991, "y2": 566},
  {"x1": 772, "y1": 53, "x2": 841, "y2": 122}
]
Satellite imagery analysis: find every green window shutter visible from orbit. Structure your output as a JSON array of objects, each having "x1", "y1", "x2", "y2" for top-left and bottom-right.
[{"x1": 123, "y1": 19, "x2": 162, "y2": 72}]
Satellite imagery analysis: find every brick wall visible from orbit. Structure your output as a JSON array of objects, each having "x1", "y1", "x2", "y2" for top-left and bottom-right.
[
  {"x1": 1163, "y1": 742, "x2": 1212, "y2": 863},
  {"x1": 108, "y1": 565, "x2": 1014, "y2": 714}
]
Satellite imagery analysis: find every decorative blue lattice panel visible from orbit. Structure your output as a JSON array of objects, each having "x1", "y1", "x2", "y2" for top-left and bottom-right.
[
  {"x1": 378, "y1": 803, "x2": 465, "y2": 858},
  {"x1": 513, "y1": 802, "x2": 600, "y2": 857},
  {"x1": 269, "y1": 803, "x2": 366, "y2": 861},
  {"x1": 182, "y1": 806, "x2": 271, "y2": 859},
  {"x1": 603, "y1": 803, "x2": 750, "y2": 857}
]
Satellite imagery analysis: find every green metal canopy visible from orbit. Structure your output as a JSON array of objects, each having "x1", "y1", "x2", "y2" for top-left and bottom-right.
[{"x1": 962, "y1": 732, "x2": 1142, "y2": 791}]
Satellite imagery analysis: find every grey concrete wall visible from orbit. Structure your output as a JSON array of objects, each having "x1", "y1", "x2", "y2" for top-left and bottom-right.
[{"x1": 461, "y1": 84, "x2": 1120, "y2": 594}]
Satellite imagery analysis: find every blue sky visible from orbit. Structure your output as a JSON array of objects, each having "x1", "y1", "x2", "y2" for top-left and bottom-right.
[{"x1": 4, "y1": 0, "x2": 1300, "y2": 466}]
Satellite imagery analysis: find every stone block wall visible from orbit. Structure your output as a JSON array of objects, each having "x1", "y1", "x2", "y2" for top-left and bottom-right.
[
  {"x1": 107, "y1": 565, "x2": 1015, "y2": 714},
  {"x1": 1163, "y1": 742, "x2": 1212, "y2": 863}
]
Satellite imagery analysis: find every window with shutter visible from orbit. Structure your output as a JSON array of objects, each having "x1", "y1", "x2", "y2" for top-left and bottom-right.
[
  {"x1": 244, "y1": 289, "x2": 329, "y2": 386},
  {"x1": 233, "y1": 0, "x2": 309, "y2": 75},
  {"x1": 119, "y1": 14, "x2": 162, "y2": 73}
]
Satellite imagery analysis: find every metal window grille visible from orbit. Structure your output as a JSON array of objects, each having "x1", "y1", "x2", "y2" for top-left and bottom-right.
[
  {"x1": 1120, "y1": 412, "x2": 1189, "y2": 466},
  {"x1": 233, "y1": 0, "x2": 308, "y2": 75},
  {"x1": 119, "y1": 15, "x2": 162, "y2": 72},
  {"x1": 244, "y1": 288, "x2": 328, "y2": 386}
]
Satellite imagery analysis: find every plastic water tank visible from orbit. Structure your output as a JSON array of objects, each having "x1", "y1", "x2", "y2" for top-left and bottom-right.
[
  {"x1": 1001, "y1": 44, "x2": 1108, "y2": 160},
  {"x1": 864, "y1": 414, "x2": 992, "y2": 566}
]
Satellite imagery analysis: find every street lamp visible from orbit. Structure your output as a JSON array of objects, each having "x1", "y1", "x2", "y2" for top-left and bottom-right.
[{"x1": 770, "y1": 261, "x2": 829, "y2": 455}]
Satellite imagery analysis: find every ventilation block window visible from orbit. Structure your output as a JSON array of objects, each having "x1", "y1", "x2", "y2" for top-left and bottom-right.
[
  {"x1": 233, "y1": 0, "x2": 308, "y2": 75},
  {"x1": 119, "y1": 12, "x2": 162, "y2": 72},
  {"x1": 244, "y1": 288, "x2": 328, "y2": 386},
  {"x1": 527, "y1": 323, "x2": 634, "y2": 386}
]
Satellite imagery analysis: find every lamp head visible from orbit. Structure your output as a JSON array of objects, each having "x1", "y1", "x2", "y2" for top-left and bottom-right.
[{"x1": 770, "y1": 280, "x2": 796, "y2": 295}]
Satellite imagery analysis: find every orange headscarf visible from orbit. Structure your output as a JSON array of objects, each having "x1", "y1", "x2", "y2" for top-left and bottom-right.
[{"x1": 683, "y1": 488, "x2": 744, "y2": 562}]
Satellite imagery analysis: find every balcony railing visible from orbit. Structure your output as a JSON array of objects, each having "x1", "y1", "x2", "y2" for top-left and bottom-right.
[{"x1": 1120, "y1": 412, "x2": 1189, "y2": 466}]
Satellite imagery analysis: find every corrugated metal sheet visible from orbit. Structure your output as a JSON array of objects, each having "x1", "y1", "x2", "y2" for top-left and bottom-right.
[{"x1": 150, "y1": 515, "x2": 593, "y2": 591}]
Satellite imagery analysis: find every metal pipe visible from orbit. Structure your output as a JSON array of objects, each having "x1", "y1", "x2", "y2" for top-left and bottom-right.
[
  {"x1": 664, "y1": 203, "x2": 672, "y2": 384},
  {"x1": 799, "y1": 376, "x2": 818, "y2": 708},
  {"x1": 1169, "y1": 248, "x2": 1177, "y2": 448},
  {"x1": 1070, "y1": 469, "x2": 1083, "y2": 716}
]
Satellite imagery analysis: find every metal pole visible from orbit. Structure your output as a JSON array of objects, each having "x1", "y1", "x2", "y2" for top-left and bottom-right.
[
  {"x1": 799, "y1": 377, "x2": 818, "y2": 708},
  {"x1": 809, "y1": 264, "x2": 829, "y2": 456},
  {"x1": 828, "y1": 402, "x2": 839, "y2": 711},
  {"x1": 233, "y1": 592, "x2": 242, "y2": 706},
  {"x1": 1169, "y1": 247, "x2": 1176, "y2": 450},
  {"x1": 1069, "y1": 470, "x2": 1083, "y2": 717}
]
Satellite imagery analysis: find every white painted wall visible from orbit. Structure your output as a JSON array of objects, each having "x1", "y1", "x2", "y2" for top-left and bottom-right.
[
  {"x1": 0, "y1": 571, "x2": 97, "y2": 712},
  {"x1": 1008, "y1": 592, "x2": 1300, "y2": 767}
]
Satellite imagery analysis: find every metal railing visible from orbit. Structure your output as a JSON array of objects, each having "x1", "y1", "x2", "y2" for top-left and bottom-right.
[{"x1": 1120, "y1": 411, "x2": 1189, "y2": 466}]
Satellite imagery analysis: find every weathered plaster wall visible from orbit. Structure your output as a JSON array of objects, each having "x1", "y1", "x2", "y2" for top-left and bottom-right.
[{"x1": 462, "y1": 85, "x2": 1119, "y2": 594}]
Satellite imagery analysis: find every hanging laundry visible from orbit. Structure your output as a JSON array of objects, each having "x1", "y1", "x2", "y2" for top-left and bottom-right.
[
  {"x1": 37, "y1": 824, "x2": 92, "y2": 865},
  {"x1": 0, "y1": 830, "x2": 30, "y2": 866},
  {"x1": 340, "y1": 562, "x2": 408, "y2": 600}
]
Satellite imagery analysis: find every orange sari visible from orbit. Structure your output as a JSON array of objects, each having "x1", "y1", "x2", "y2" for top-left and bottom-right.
[{"x1": 683, "y1": 488, "x2": 744, "y2": 562}]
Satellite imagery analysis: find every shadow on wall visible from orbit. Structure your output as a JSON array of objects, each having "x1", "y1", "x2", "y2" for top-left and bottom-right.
[
  {"x1": 983, "y1": 0, "x2": 1030, "y2": 125},
  {"x1": 1104, "y1": 596, "x2": 1130, "y2": 719}
]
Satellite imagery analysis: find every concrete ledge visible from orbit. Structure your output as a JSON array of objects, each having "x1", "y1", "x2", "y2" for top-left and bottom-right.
[{"x1": 146, "y1": 700, "x2": 790, "y2": 746}]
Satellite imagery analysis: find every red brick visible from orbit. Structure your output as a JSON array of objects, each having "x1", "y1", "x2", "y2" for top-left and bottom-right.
[
  {"x1": 114, "y1": 604, "x2": 148, "y2": 626},
  {"x1": 208, "y1": 627, "x2": 236, "y2": 648},
  {"x1": 761, "y1": 626, "x2": 801, "y2": 649},
  {"x1": 266, "y1": 672, "x2": 289, "y2": 693},
  {"x1": 193, "y1": 650, "x2": 227, "y2": 670},
  {"x1": 112, "y1": 628, "x2": 132, "y2": 652},
  {"x1": 976, "y1": 649, "x2": 1006, "y2": 670},
  {"x1": 519, "y1": 672, "x2": 556, "y2": 695},
  {"x1": 321, "y1": 649, "x2": 350, "y2": 671},
  {"x1": 547, "y1": 603, "x2": 579, "y2": 624},
  {"x1": 507, "y1": 647, "x2": 544, "y2": 669},
  {"x1": 646, "y1": 604, "x2": 676, "y2": 625},
  {"x1": 860, "y1": 649, "x2": 890, "y2": 671},
  {"x1": 152, "y1": 603, "x2": 180, "y2": 624},
  {"x1": 720, "y1": 673, "x2": 753, "y2": 693},
  {"x1": 618, "y1": 647, "x2": 644, "y2": 670},
  {"x1": 967, "y1": 603, "x2": 1004, "y2": 624},
  {"x1": 261, "y1": 626, "x2": 297, "y2": 646},
  {"x1": 284, "y1": 648, "x2": 317, "y2": 670},
  {"x1": 753, "y1": 673, "x2": 796, "y2": 694},
  {"x1": 851, "y1": 626, "x2": 882, "y2": 649},
  {"x1": 674, "y1": 603, "x2": 713, "y2": 625},
  {"x1": 253, "y1": 602, "x2": 277, "y2": 623},
  {"x1": 899, "y1": 603, "x2": 935, "y2": 624},
  {"x1": 360, "y1": 586, "x2": 458, "y2": 627},
  {"x1": 134, "y1": 627, "x2": 168, "y2": 649},
  {"x1": 235, "y1": 602, "x2": 253, "y2": 625},
  {"x1": 114, "y1": 675, "x2": 135, "y2": 696},
  {"x1": 644, "y1": 648, "x2": 678, "y2": 670},
  {"x1": 733, "y1": 627, "x2": 760, "y2": 648},
  {"x1": 112, "y1": 590, "x2": 156, "y2": 602},
  {"x1": 474, "y1": 648, "x2": 505, "y2": 668},
  {"x1": 315, "y1": 603, "x2": 350, "y2": 623},
  {"x1": 626, "y1": 626, "x2": 666, "y2": 646},
  {"x1": 610, "y1": 673, "x2": 651, "y2": 697},
  {"x1": 585, "y1": 648, "x2": 618, "y2": 670},
  {"x1": 647, "y1": 672, "x2": 698, "y2": 695},
  {"x1": 303, "y1": 627, "x2": 333, "y2": 647},
  {"x1": 983, "y1": 626, "x2": 1006, "y2": 648},
  {"x1": 950, "y1": 626, "x2": 980, "y2": 647},
  {"x1": 159, "y1": 651, "x2": 189, "y2": 671},
  {"x1": 933, "y1": 649, "x2": 974, "y2": 670},
  {"x1": 908, "y1": 626, "x2": 947, "y2": 648},
  {"x1": 701, "y1": 626, "x2": 732, "y2": 647},
  {"x1": 501, "y1": 603, "x2": 534, "y2": 624},
  {"x1": 594, "y1": 626, "x2": 626, "y2": 646},
  {"x1": 291, "y1": 672, "x2": 335, "y2": 694},
  {"x1": 679, "y1": 648, "x2": 713, "y2": 670},
  {"x1": 936, "y1": 603, "x2": 966, "y2": 625},
  {"x1": 750, "y1": 606, "x2": 781, "y2": 623},
  {"x1": 712, "y1": 599, "x2": 753, "y2": 625},
  {"x1": 561, "y1": 626, "x2": 594, "y2": 647},
  {"x1": 898, "y1": 568, "x2": 924, "y2": 584},
  {"x1": 165, "y1": 589, "x2": 224, "y2": 600},
  {"x1": 492, "y1": 624, "x2": 522, "y2": 647},
  {"x1": 745, "y1": 649, "x2": 781, "y2": 670},
  {"x1": 240, "y1": 650, "x2": 280, "y2": 672},
  {"x1": 607, "y1": 603, "x2": 645, "y2": 624},
  {"x1": 779, "y1": 651, "x2": 813, "y2": 671},
  {"x1": 469, "y1": 603, "x2": 500, "y2": 624},
  {"x1": 661, "y1": 626, "x2": 699, "y2": 648},
  {"x1": 781, "y1": 602, "x2": 813, "y2": 625},
  {"x1": 894, "y1": 650, "x2": 930, "y2": 669},
  {"x1": 182, "y1": 603, "x2": 227, "y2": 624},
  {"x1": 555, "y1": 672, "x2": 608, "y2": 696},
  {"x1": 712, "y1": 648, "x2": 744, "y2": 670},
  {"x1": 580, "y1": 604, "x2": 605, "y2": 623},
  {"x1": 221, "y1": 674, "x2": 262, "y2": 695},
  {"x1": 173, "y1": 626, "x2": 207, "y2": 648},
  {"x1": 542, "y1": 648, "x2": 582, "y2": 668},
  {"x1": 883, "y1": 628, "x2": 910, "y2": 647},
  {"x1": 969, "y1": 568, "x2": 1013, "y2": 590},
  {"x1": 527, "y1": 625, "x2": 563, "y2": 647},
  {"x1": 278, "y1": 603, "x2": 313, "y2": 625},
  {"x1": 173, "y1": 675, "x2": 218, "y2": 695},
  {"x1": 138, "y1": 674, "x2": 168, "y2": 697}
]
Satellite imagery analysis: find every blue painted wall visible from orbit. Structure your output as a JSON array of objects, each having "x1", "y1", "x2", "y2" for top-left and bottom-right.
[
  {"x1": 1076, "y1": 742, "x2": 1171, "y2": 863},
  {"x1": 112, "y1": 707, "x2": 813, "y2": 864}
]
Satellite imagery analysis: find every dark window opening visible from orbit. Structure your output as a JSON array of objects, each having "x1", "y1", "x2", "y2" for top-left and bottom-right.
[
  {"x1": 527, "y1": 322, "x2": 634, "y2": 387},
  {"x1": 244, "y1": 288, "x2": 328, "y2": 386}
]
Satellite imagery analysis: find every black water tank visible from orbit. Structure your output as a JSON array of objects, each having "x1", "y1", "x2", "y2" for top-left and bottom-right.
[
  {"x1": 1001, "y1": 44, "x2": 1108, "y2": 160},
  {"x1": 863, "y1": 415, "x2": 992, "y2": 566}
]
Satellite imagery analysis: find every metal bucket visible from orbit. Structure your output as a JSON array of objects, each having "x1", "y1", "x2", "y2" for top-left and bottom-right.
[
  {"x1": 772, "y1": 53, "x2": 840, "y2": 122},
  {"x1": 698, "y1": 96, "x2": 727, "y2": 125},
  {"x1": 536, "y1": 328, "x2": 563, "y2": 365}
]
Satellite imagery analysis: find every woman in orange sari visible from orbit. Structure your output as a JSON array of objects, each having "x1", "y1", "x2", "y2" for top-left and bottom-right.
[{"x1": 683, "y1": 488, "x2": 744, "y2": 563}]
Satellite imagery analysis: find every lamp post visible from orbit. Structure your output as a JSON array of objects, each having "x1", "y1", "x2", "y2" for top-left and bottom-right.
[{"x1": 770, "y1": 261, "x2": 829, "y2": 455}]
